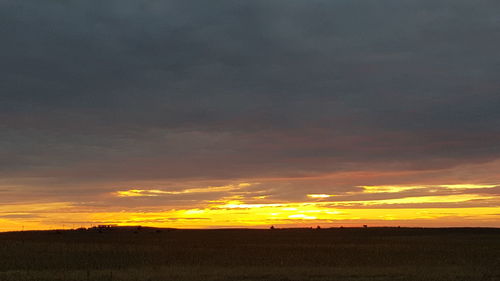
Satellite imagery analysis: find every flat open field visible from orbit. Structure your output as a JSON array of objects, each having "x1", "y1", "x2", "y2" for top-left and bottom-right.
[{"x1": 0, "y1": 227, "x2": 499, "y2": 281}]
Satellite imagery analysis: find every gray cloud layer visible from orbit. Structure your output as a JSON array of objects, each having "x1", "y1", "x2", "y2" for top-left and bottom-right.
[{"x1": 2, "y1": 0, "x2": 500, "y2": 197}]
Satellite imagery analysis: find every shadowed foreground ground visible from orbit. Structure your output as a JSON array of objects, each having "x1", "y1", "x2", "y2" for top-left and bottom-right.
[{"x1": 0, "y1": 227, "x2": 499, "y2": 281}]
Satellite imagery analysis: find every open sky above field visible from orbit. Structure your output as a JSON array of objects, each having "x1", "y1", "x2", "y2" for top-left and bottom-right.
[{"x1": 1, "y1": 0, "x2": 500, "y2": 231}]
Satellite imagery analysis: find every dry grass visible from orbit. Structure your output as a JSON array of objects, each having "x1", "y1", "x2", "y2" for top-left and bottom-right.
[{"x1": 0, "y1": 227, "x2": 499, "y2": 280}]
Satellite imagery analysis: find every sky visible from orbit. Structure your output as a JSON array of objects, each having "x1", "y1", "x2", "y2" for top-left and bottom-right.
[{"x1": 1, "y1": 0, "x2": 500, "y2": 231}]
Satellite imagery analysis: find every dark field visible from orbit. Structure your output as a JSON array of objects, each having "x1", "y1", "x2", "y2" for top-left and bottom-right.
[{"x1": 0, "y1": 227, "x2": 499, "y2": 281}]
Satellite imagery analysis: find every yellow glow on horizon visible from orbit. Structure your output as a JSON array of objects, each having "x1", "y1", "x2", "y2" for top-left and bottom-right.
[
  {"x1": 1, "y1": 182, "x2": 499, "y2": 232},
  {"x1": 1, "y1": 202, "x2": 499, "y2": 232},
  {"x1": 184, "y1": 209, "x2": 205, "y2": 215},
  {"x1": 83, "y1": 205, "x2": 499, "y2": 229},
  {"x1": 288, "y1": 214, "x2": 317, "y2": 220}
]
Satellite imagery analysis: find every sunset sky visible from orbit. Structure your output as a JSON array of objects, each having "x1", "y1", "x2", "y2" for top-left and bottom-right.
[{"x1": 1, "y1": 0, "x2": 500, "y2": 231}]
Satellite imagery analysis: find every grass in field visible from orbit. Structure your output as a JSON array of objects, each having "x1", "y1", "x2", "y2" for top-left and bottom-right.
[{"x1": 0, "y1": 227, "x2": 499, "y2": 281}]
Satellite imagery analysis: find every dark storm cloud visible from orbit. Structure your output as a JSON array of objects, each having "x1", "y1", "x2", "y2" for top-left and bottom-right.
[{"x1": 2, "y1": 0, "x2": 500, "y2": 194}]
